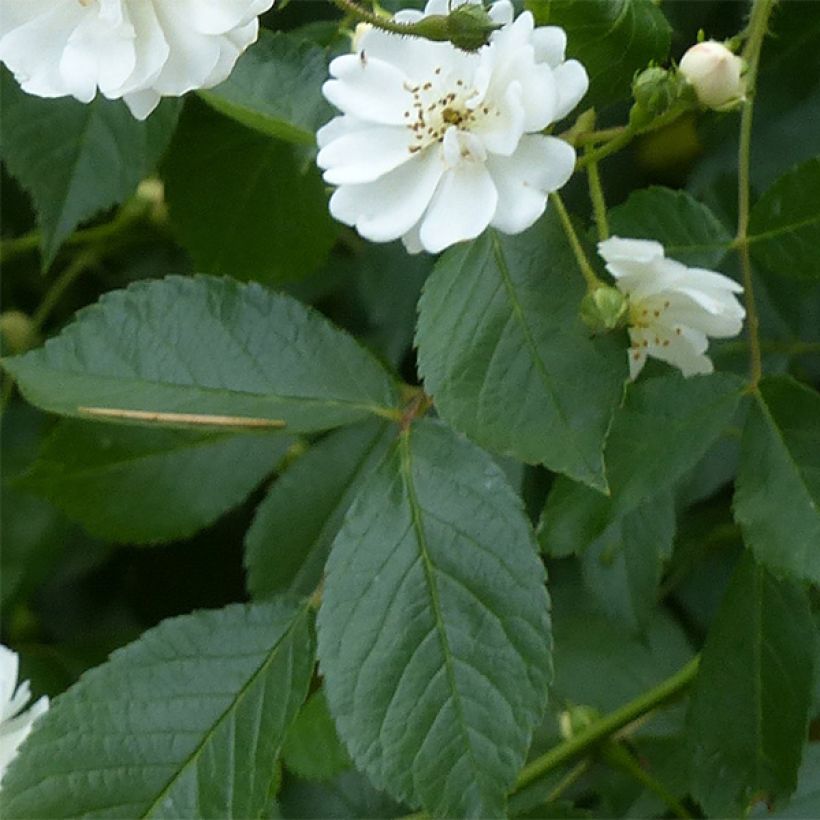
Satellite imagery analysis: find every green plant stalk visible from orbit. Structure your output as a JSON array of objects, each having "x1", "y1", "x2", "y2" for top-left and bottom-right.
[
  {"x1": 602, "y1": 741, "x2": 691, "y2": 819},
  {"x1": 331, "y1": 0, "x2": 441, "y2": 38},
  {"x1": 586, "y1": 156, "x2": 610, "y2": 242},
  {"x1": 549, "y1": 191, "x2": 602, "y2": 291},
  {"x1": 515, "y1": 655, "x2": 700, "y2": 793},
  {"x1": 0, "y1": 193, "x2": 158, "y2": 266},
  {"x1": 736, "y1": 0, "x2": 776, "y2": 389}
]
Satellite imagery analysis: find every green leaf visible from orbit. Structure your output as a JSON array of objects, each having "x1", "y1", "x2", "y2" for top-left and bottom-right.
[
  {"x1": 1, "y1": 598, "x2": 315, "y2": 818},
  {"x1": 3, "y1": 275, "x2": 399, "y2": 434},
  {"x1": 282, "y1": 690, "x2": 351, "y2": 781},
  {"x1": 199, "y1": 31, "x2": 332, "y2": 145},
  {"x1": 279, "y1": 771, "x2": 405, "y2": 819},
  {"x1": 1, "y1": 403, "x2": 75, "y2": 610},
  {"x1": 607, "y1": 187, "x2": 733, "y2": 268},
  {"x1": 687, "y1": 554, "x2": 815, "y2": 816},
  {"x1": 317, "y1": 420, "x2": 551, "y2": 817},
  {"x1": 769, "y1": 744, "x2": 820, "y2": 818},
  {"x1": 580, "y1": 491, "x2": 675, "y2": 633},
  {"x1": 416, "y1": 217, "x2": 627, "y2": 492},
  {"x1": 0, "y1": 69, "x2": 180, "y2": 267},
  {"x1": 550, "y1": 567, "x2": 693, "y2": 714},
  {"x1": 245, "y1": 420, "x2": 394, "y2": 599},
  {"x1": 540, "y1": 374, "x2": 744, "y2": 547},
  {"x1": 22, "y1": 420, "x2": 291, "y2": 544},
  {"x1": 526, "y1": 0, "x2": 671, "y2": 109},
  {"x1": 749, "y1": 157, "x2": 820, "y2": 281},
  {"x1": 604, "y1": 373, "x2": 745, "y2": 515},
  {"x1": 734, "y1": 376, "x2": 820, "y2": 583},
  {"x1": 162, "y1": 102, "x2": 337, "y2": 285}
]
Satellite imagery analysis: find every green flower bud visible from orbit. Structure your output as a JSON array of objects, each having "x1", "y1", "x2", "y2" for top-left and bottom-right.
[
  {"x1": 411, "y1": 6, "x2": 499, "y2": 50},
  {"x1": 558, "y1": 704, "x2": 601, "y2": 739},
  {"x1": 0, "y1": 310, "x2": 39, "y2": 355},
  {"x1": 629, "y1": 65, "x2": 694, "y2": 130},
  {"x1": 580, "y1": 285, "x2": 629, "y2": 334},
  {"x1": 448, "y1": 4, "x2": 500, "y2": 50}
]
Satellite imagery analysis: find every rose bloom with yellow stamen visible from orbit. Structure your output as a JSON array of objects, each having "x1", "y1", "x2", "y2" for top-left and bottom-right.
[
  {"x1": 598, "y1": 237, "x2": 746, "y2": 380},
  {"x1": 316, "y1": 0, "x2": 588, "y2": 253}
]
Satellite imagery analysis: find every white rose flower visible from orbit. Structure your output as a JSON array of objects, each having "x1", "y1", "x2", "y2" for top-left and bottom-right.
[
  {"x1": 679, "y1": 40, "x2": 745, "y2": 110},
  {"x1": 598, "y1": 237, "x2": 745, "y2": 380},
  {"x1": 317, "y1": 0, "x2": 588, "y2": 253},
  {"x1": 0, "y1": 0, "x2": 275, "y2": 120},
  {"x1": 0, "y1": 645, "x2": 49, "y2": 786}
]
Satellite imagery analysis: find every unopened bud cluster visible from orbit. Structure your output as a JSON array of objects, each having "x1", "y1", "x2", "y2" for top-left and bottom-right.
[{"x1": 629, "y1": 65, "x2": 694, "y2": 130}]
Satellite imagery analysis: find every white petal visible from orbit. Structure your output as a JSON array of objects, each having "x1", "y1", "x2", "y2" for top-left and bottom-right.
[
  {"x1": 599, "y1": 236, "x2": 665, "y2": 265},
  {"x1": 532, "y1": 26, "x2": 566, "y2": 67},
  {"x1": 355, "y1": 26, "x2": 451, "y2": 82},
  {"x1": 330, "y1": 150, "x2": 444, "y2": 243},
  {"x1": 489, "y1": 1, "x2": 515, "y2": 26},
  {"x1": 318, "y1": 125, "x2": 413, "y2": 185},
  {"x1": 113, "y1": 2, "x2": 169, "y2": 95},
  {"x1": 552, "y1": 59, "x2": 589, "y2": 120},
  {"x1": 324, "y1": 54, "x2": 412, "y2": 126},
  {"x1": 123, "y1": 87, "x2": 162, "y2": 120},
  {"x1": 419, "y1": 162, "x2": 498, "y2": 253},
  {"x1": 60, "y1": 13, "x2": 137, "y2": 101},
  {"x1": 0, "y1": 3, "x2": 86, "y2": 99},
  {"x1": 475, "y1": 81, "x2": 526, "y2": 156},
  {"x1": 488, "y1": 135, "x2": 576, "y2": 233}
]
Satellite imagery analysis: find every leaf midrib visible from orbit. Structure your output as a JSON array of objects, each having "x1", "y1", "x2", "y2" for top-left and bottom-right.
[
  {"x1": 490, "y1": 232, "x2": 602, "y2": 486},
  {"x1": 398, "y1": 430, "x2": 486, "y2": 813},
  {"x1": 8, "y1": 359, "x2": 397, "y2": 419},
  {"x1": 140, "y1": 605, "x2": 308, "y2": 818}
]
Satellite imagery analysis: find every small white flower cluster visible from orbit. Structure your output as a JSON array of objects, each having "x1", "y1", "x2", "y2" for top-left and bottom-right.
[
  {"x1": 0, "y1": 0, "x2": 746, "y2": 379},
  {"x1": 0, "y1": 645, "x2": 48, "y2": 787},
  {"x1": 0, "y1": 0, "x2": 274, "y2": 120},
  {"x1": 316, "y1": 0, "x2": 746, "y2": 377}
]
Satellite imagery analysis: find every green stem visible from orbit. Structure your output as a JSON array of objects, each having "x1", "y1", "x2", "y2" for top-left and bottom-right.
[
  {"x1": 602, "y1": 742, "x2": 691, "y2": 819},
  {"x1": 537, "y1": 758, "x2": 591, "y2": 806},
  {"x1": 515, "y1": 656, "x2": 700, "y2": 792},
  {"x1": 735, "y1": 0, "x2": 776, "y2": 390},
  {"x1": 549, "y1": 192, "x2": 602, "y2": 291},
  {"x1": 31, "y1": 250, "x2": 98, "y2": 330},
  {"x1": 575, "y1": 126, "x2": 636, "y2": 170},
  {"x1": 0, "y1": 195, "x2": 155, "y2": 266},
  {"x1": 331, "y1": 0, "x2": 439, "y2": 39},
  {"x1": 586, "y1": 156, "x2": 610, "y2": 242},
  {"x1": 573, "y1": 106, "x2": 688, "y2": 172},
  {"x1": 576, "y1": 126, "x2": 629, "y2": 146},
  {"x1": 1, "y1": 250, "x2": 99, "y2": 411}
]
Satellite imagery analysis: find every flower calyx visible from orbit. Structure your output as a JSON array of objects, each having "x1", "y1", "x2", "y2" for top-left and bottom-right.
[{"x1": 580, "y1": 284, "x2": 629, "y2": 334}]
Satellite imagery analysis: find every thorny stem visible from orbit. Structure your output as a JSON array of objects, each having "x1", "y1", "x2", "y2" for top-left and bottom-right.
[
  {"x1": 549, "y1": 191, "x2": 602, "y2": 291},
  {"x1": 514, "y1": 656, "x2": 700, "y2": 793},
  {"x1": 586, "y1": 154, "x2": 610, "y2": 242},
  {"x1": 331, "y1": 0, "x2": 434, "y2": 38},
  {"x1": 736, "y1": 0, "x2": 776, "y2": 389}
]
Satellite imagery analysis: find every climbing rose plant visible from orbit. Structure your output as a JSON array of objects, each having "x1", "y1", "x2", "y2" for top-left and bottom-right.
[{"x1": 0, "y1": 0, "x2": 818, "y2": 817}]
